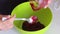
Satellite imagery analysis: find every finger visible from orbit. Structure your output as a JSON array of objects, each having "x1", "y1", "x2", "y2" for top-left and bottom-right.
[
  {"x1": 2, "y1": 15, "x2": 11, "y2": 22},
  {"x1": 48, "y1": 0, "x2": 51, "y2": 4},
  {"x1": 0, "y1": 15, "x2": 3, "y2": 21},
  {"x1": 44, "y1": 5, "x2": 48, "y2": 8},
  {"x1": 4, "y1": 14, "x2": 16, "y2": 23},
  {"x1": 4, "y1": 15, "x2": 11, "y2": 19}
]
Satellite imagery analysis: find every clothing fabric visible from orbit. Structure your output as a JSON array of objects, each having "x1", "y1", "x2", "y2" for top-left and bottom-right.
[{"x1": 0, "y1": 0, "x2": 28, "y2": 15}]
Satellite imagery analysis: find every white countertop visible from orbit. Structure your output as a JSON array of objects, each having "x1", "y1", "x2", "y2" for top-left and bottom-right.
[{"x1": 0, "y1": 1, "x2": 60, "y2": 34}]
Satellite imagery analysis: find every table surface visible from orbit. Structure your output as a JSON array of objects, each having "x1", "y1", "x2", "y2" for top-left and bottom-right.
[{"x1": 0, "y1": 1, "x2": 60, "y2": 34}]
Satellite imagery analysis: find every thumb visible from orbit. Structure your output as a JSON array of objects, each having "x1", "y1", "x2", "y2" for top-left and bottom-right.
[
  {"x1": 4, "y1": 14, "x2": 16, "y2": 24},
  {"x1": 10, "y1": 14, "x2": 16, "y2": 21}
]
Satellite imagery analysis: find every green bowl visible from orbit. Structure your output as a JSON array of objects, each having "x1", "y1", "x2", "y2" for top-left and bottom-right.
[{"x1": 11, "y1": 2, "x2": 52, "y2": 34}]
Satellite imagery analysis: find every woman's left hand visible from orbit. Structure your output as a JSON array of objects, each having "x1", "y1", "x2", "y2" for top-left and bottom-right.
[{"x1": 0, "y1": 15, "x2": 16, "y2": 31}]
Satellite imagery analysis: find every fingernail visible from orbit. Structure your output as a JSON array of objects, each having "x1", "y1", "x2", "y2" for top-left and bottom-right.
[
  {"x1": 14, "y1": 14, "x2": 16, "y2": 17},
  {"x1": 8, "y1": 15, "x2": 10, "y2": 17}
]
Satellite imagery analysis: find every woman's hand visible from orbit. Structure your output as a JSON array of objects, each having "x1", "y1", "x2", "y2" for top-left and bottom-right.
[
  {"x1": 30, "y1": 0, "x2": 51, "y2": 11},
  {"x1": 0, "y1": 15, "x2": 16, "y2": 31}
]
